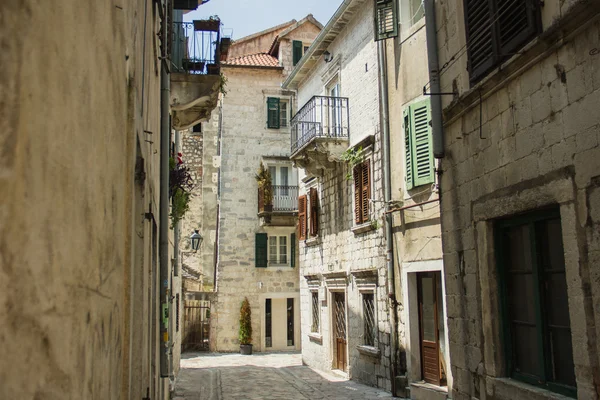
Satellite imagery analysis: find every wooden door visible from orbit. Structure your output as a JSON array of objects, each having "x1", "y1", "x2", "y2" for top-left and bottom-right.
[
  {"x1": 333, "y1": 292, "x2": 347, "y2": 372},
  {"x1": 418, "y1": 272, "x2": 441, "y2": 385}
]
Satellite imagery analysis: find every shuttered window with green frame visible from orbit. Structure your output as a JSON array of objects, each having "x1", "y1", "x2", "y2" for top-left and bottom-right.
[
  {"x1": 374, "y1": 0, "x2": 398, "y2": 41},
  {"x1": 404, "y1": 99, "x2": 434, "y2": 190},
  {"x1": 255, "y1": 233, "x2": 268, "y2": 268},
  {"x1": 293, "y1": 40, "x2": 303, "y2": 66},
  {"x1": 267, "y1": 97, "x2": 280, "y2": 129}
]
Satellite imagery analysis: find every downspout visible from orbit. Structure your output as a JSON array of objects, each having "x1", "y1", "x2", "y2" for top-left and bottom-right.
[
  {"x1": 424, "y1": 0, "x2": 444, "y2": 158},
  {"x1": 377, "y1": 40, "x2": 400, "y2": 395},
  {"x1": 159, "y1": 0, "x2": 170, "y2": 379},
  {"x1": 169, "y1": 129, "x2": 181, "y2": 384}
]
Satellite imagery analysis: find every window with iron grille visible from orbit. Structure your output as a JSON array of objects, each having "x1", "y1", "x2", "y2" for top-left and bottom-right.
[
  {"x1": 464, "y1": 0, "x2": 541, "y2": 85},
  {"x1": 363, "y1": 293, "x2": 376, "y2": 346},
  {"x1": 374, "y1": 0, "x2": 398, "y2": 41},
  {"x1": 311, "y1": 291, "x2": 320, "y2": 333},
  {"x1": 496, "y1": 208, "x2": 576, "y2": 397},
  {"x1": 176, "y1": 294, "x2": 180, "y2": 332},
  {"x1": 353, "y1": 161, "x2": 371, "y2": 225}
]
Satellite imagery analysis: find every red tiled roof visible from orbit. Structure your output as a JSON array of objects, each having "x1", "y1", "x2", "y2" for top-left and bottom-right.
[{"x1": 223, "y1": 53, "x2": 281, "y2": 68}]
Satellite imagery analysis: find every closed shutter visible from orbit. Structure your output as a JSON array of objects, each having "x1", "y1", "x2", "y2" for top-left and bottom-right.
[
  {"x1": 410, "y1": 99, "x2": 434, "y2": 187},
  {"x1": 354, "y1": 165, "x2": 362, "y2": 224},
  {"x1": 497, "y1": 0, "x2": 539, "y2": 57},
  {"x1": 298, "y1": 195, "x2": 307, "y2": 240},
  {"x1": 374, "y1": 0, "x2": 398, "y2": 41},
  {"x1": 404, "y1": 107, "x2": 414, "y2": 191},
  {"x1": 309, "y1": 187, "x2": 319, "y2": 236},
  {"x1": 361, "y1": 161, "x2": 371, "y2": 223},
  {"x1": 255, "y1": 233, "x2": 268, "y2": 268},
  {"x1": 293, "y1": 40, "x2": 303, "y2": 66},
  {"x1": 267, "y1": 97, "x2": 280, "y2": 129},
  {"x1": 464, "y1": 0, "x2": 496, "y2": 83},
  {"x1": 290, "y1": 233, "x2": 296, "y2": 268}
]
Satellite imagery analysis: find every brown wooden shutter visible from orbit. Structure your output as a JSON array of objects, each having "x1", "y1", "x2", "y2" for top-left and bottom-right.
[
  {"x1": 361, "y1": 161, "x2": 371, "y2": 223},
  {"x1": 298, "y1": 195, "x2": 307, "y2": 240},
  {"x1": 309, "y1": 187, "x2": 319, "y2": 236},
  {"x1": 354, "y1": 165, "x2": 362, "y2": 224}
]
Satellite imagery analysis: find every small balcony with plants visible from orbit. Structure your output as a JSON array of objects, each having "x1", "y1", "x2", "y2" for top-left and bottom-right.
[
  {"x1": 290, "y1": 95, "x2": 350, "y2": 175},
  {"x1": 255, "y1": 164, "x2": 298, "y2": 226},
  {"x1": 170, "y1": 17, "x2": 231, "y2": 130}
]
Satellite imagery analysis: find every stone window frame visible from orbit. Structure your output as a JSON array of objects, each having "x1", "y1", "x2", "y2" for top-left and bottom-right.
[
  {"x1": 471, "y1": 173, "x2": 594, "y2": 398},
  {"x1": 353, "y1": 271, "x2": 381, "y2": 356}
]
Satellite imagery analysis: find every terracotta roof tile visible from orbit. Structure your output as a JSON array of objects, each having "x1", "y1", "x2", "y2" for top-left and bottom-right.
[{"x1": 223, "y1": 53, "x2": 281, "y2": 68}]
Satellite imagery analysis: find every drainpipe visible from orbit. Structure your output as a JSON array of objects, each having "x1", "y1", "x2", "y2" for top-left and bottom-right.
[
  {"x1": 159, "y1": 0, "x2": 170, "y2": 379},
  {"x1": 424, "y1": 0, "x2": 445, "y2": 158},
  {"x1": 377, "y1": 40, "x2": 400, "y2": 395}
]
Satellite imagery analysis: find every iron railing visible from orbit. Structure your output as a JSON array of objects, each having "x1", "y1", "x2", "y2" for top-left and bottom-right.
[
  {"x1": 172, "y1": 21, "x2": 227, "y2": 74},
  {"x1": 290, "y1": 95, "x2": 350, "y2": 154},
  {"x1": 258, "y1": 185, "x2": 299, "y2": 213}
]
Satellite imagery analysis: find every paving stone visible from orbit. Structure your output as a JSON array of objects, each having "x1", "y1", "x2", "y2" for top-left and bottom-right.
[{"x1": 174, "y1": 352, "x2": 397, "y2": 400}]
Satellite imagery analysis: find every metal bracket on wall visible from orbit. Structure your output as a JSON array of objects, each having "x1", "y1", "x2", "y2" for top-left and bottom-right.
[{"x1": 144, "y1": 203, "x2": 156, "y2": 222}]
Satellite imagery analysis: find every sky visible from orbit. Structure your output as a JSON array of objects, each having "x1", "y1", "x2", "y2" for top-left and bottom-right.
[{"x1": 184, "y1": 0, "x2": 342, "y2": 40}]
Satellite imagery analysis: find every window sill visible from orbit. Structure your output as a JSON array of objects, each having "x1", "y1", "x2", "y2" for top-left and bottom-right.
[
  {"x1": 490, "y1": 377, "x2": 575, "y2": 400},
  {"x1": 357, "y1": 345, "x2": 380, "y2": 358},
  {"x1": 308, "y1": 333, "x2": 323, "y2": 344},
  {"x1": 352, "y1": 222, "x2": 374, "y2": 235},
  {"x1": 305, "y1": 236, "x2": 321, "y2": 246}
]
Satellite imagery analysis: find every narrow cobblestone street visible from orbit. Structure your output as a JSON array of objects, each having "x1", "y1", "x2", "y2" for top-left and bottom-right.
[{"x1": 173, "y1": 352, "x2": 396, "y2": 400}]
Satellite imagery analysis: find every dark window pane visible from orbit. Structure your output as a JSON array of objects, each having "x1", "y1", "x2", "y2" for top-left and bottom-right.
[
  {"x1": 508, "y1": 272, "x2": 536, "y2": 324},
  {"x1": 311, "y1": 292, "x2": 319, "y2": 333},
  {"x1": 363, "y1": 293, "x2": 375, "y2": 346},
  {"x1": 265, "y1": 299, "x2": 272, "y2": 347},
  {"x1": 549, "y1": 328, "x2": 576, "y2": 387},
  {"x1": 287, "y1": 298, "x2": 294, "y2": 346},
  {"x1": 506, "y1": 224, "x2": 533, "y2": 272},
  {"x1": 512, "y1": 323, "x2": 542, "y2": 378}
]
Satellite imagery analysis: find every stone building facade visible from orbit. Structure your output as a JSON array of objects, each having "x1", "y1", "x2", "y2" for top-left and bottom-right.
[
  {"x1": 433, "y1": 0, "x2": 600, "y2": 399},
  {"x1": 283, "y1": 0, "x2": 393, "y2": 391},
  {"x1": 205, "y1": 17, "x2": 322, "y2": 353}
]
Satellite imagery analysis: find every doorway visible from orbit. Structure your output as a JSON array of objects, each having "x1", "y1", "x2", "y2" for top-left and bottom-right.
[
  {"x1": 333, "y1": 292, "x2": 347, "y2": 372},
  {"x1": 265, "y1": 298, "x2": 296, "y2": 350},
  {"x1": 417, "y1": 272, "x2": 445, "y2": 385}
]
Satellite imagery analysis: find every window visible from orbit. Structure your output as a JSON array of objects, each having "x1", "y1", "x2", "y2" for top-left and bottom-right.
[
  {"x1": 298, "y1": 195, "x2": 307, "y2": 240},
  {"x1": 266, "y1": 97, "x2": 289, "y2": 129},
  {"x1": 464, "y1": 0, "x2": 541, "y2": 84},
  {"x1": 496, "y1": 209, "x2": 576, "y2": 397},
  {"x1": 265, "y1": 299, "x2": 272, "y2": 348},
  {"x1": 293, "y1": 40, "x2": 303, "y2": 65},
  {"x1": 309, "y1": 187, "x2": 319, "y2": 237},
  {"x1": 269, "y1": 235, "x2": 287, "y2": 264},
  {"x1": 363, "y1": 293, "x2": 376, "y2": 346},
  {"x1": 374, "y1": 0, "x2": 398, "y2": 41},
  {"x1": 255, "y1": 233, "x2": 296, "y2": 267},
  {"x1": 311, "y1": 291, "x2": 320, "y2": 333},
  {"x1": 287, "y1": 298, "x2": 295, "y2": 346},
  {"x1": 175, "y1": 294, "x2": 180, "y2": 332},
  {"x1": 400, "y1": 0, "x2": 424, "y2": 31},
  {"x1": 404, "y1": 99, "x2": 434, "y2": 190},
  {"x1": 353, "y1": 161, "x2": 371, "y2": 224}
]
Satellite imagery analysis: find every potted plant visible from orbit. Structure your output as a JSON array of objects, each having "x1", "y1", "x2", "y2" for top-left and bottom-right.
[
  {"x1": 193, "y1": 16, "x2": 220, "y2": 32},
  {"x1": 255, "y1": 163, "x2": 273, "y2": 213},
  {"x1": 239, "y1": 297, "x2": 253, "y2": 355}
]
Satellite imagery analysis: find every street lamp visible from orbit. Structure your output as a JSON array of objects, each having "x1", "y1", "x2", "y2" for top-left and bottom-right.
[{"x1": 190, "y1": 230, "x2": 203, "y2": 251}]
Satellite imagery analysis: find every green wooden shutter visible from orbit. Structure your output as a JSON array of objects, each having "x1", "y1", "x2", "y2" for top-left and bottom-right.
[
  {"x1": 290, "y1": 233, "x2": 296, "y2": 268},
  {"x1": 293, "y1": 40, "x2": 303, "y2": 66},
  {"x1": 374, "y1": 0, "x2": 398, "y2": 41},
  {"x1": 255, "y1": 233, "x2": 268, "y2": 268},
  {"x1": 404, "y1": 107, "x2": 414, "y2": 191},
  {"x1": 410, "y1": 99, "x2": 434, "y2": 187},
  {"x1": 267, "y1": 97, "x2": 280, "y2": 129}
]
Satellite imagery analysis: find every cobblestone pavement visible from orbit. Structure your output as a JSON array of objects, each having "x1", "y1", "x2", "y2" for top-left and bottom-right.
[{"x1": 174, "y1": 352, "x2": 396, "y2": 400}]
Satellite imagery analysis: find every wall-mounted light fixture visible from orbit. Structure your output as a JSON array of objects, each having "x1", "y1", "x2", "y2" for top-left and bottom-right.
[
  {"x1": 190, "y1": 230, "x2": 203, "y2": 251},
  {"x1": 323, "y1": 50, "x2": 333, "y2": 63}
]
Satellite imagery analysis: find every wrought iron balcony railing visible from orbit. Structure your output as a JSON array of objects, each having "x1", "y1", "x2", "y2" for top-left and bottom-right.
[
  {"x1": 258, "y1": 185, "x2": 299, "y2": 213},
  {"x1": 290, "y1": 96, "x2": 350, "y2": 154},
  {"x1": 172, "y1": 21, "x2": 229, "y2": 74}
]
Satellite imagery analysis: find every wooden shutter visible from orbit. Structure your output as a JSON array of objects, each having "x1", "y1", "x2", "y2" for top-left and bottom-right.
[
  {"x1": 464, "y1": 0, "x2": 496, "y2": 83},
  {"x1": 309, "y1": 187, "x2": 319, "y2": 236},
  {"x1": 298, "y1": 195, "x2": 307, "y2": 240},
  {"x1": 267, "y1": 97, "x2": 280, "y2": 129},
  {"x1": 361, "y1": 161, "x2": 371, "y2": 223},
  {"x1": 497, "y1": 0, "x2": 539, "y2": 58},
  {"x1": 404, "y1": 107, "x2": 414, "y2": 191},
  {"x1": 410, "y1": 99, "x2": 434, "y2": 187},
  {"x1": 293, "y1": 40, "x2": 303, "y2": 66},
  {"x1": 255, "y1": 233, "x2": 268, "y2": 268},
  {"x1": 290, "y1": 233, "x2": 296, "y2": 268},
  {"x1": 354, "y1": 165, "x2": 362, "y2": 224},
  {"x1": 374, "y1": 0, "x2": 398, "y2": 41}
]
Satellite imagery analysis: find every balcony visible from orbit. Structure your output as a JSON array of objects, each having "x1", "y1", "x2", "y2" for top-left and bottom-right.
[
  {"x1": 290, "y1": 96, "x2": 349, "y2": 174},
  {"x1": 170, "y1": 20, "x2": 231, "y2": 130},
  {"x1": 258, "y1": 185, "x2": 298, "y2": 226}
]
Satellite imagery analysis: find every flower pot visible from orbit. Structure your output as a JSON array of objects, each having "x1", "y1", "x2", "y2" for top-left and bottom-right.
[
  {"x1": 263, "y1": 204, "x2": 273, "y2": 213},
  {"x1": 193, "y1": 19, "x2": 220, "y2": 32},
  {"x1": 240, "y1": 344, "x2": 253, "y2": 355}
]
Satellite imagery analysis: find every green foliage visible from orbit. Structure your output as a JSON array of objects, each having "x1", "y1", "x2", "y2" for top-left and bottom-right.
[
  {"x1": 340, "y1": 146, "x2": 364, "y2": 180},
  {"x1": 239, "y1": 297, "x2": 252, "y2": 345},
  {"x1": 219, "y1": 72, "x2": 228, "y2": 96},
  {"x1": 170, "y1": 188, "x2": 191, "y2": 228},
  {"x1": 254, "y1": 163, "x2": 273, "y2": 205}
]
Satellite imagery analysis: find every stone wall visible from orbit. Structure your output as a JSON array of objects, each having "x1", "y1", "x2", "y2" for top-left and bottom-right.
[{"x1": 435, "y1": 0, "x2": 600, "y2": 398}]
